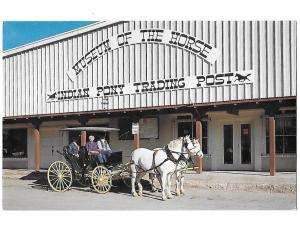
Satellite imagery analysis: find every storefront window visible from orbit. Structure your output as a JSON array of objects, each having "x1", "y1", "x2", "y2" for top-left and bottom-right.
[
  {"x1": 3, "y1": 128, "x2": 27, "y2": 158},
  {"x1": 266, "y1": 116, "x2": 296, "y2": 154}
]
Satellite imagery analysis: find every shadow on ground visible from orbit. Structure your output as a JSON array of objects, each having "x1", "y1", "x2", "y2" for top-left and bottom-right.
[{"x1": 19, "y1": 171, "x2": 162, "y2": 200}]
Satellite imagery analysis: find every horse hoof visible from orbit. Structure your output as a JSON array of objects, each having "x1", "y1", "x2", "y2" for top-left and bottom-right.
[
  {"x1": 176, "y1": 191, "x2": 181, "y2": 196},
  {"x1": 162, "y1": 196, "x2": 167, "y2": 201},
  {"x1": 151, "y1": 188, "x2": 158, "y2": 192},
  {"x1": 132, "y1": 192, "x2": 138, "y2": 197},
  {"x1": 167, "y1": 194, "x2": 173, "y2": 199},
  {"x1": 138, "y1": 191, "x2": 143, "y2": 196},
  {"x1": 180, "y1": 191, "x2": 185, "y2": 195}
]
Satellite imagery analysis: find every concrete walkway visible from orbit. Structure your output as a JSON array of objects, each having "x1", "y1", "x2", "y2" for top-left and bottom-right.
[{"x1": 2, "y1": 169, "x2": 296, "y2": 194}]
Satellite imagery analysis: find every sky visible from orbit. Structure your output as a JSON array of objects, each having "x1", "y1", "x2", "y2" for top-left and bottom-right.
[{"x1": 2, "y1": 21, "x2": 96, "y2": 51}]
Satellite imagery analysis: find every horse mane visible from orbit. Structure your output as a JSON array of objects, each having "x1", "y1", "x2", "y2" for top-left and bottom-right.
[{"x1": 167, "y1": 137, "x2": 184, "y2": 151}]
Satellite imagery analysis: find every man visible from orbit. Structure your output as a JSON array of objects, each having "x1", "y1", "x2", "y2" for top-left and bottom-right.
[
  {"x1": 97, "y1": 135, "x2": 112, "y2": 164},
  {"x1": 68, "y1": 138, "x2": 80, "y2": 158}
]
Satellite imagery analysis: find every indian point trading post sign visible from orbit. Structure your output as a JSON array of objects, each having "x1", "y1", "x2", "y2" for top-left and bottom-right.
[{"x1": 46, "y1": 28, "x2": 255, "y2": 103}]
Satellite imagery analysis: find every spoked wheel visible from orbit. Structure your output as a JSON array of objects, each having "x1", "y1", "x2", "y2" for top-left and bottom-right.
[
  {"x1": 47, "y1": 161, "x2": 73, "y2": 192},
  {"x1": 91, "y1": 166, "x2": 112, "y2": 194}
]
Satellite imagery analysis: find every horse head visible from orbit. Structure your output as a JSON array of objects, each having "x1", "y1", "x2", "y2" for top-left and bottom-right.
[{"x1": 183, "y1": 136, "x2": 204, "y2": 158}]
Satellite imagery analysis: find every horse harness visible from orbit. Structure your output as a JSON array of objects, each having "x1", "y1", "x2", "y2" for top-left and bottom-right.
[{"x1": 133, "y1": 138, "x2": 191, "y2": 174}]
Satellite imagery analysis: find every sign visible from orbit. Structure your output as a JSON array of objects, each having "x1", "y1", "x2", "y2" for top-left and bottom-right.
[
  {"x1": 66, "y1": 29, "x2": 220, "y2": 81},
  {"x1": 132, "y1": 123, "x2": 139, "y2": 135},
  {"x1": 139, "y1": 118, "x2": 158, "y2": 139},
  {"x1": 47, "y1": 70, "x2": 254, "y2": 102}
]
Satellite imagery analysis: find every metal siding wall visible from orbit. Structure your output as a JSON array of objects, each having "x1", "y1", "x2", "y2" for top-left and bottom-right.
[{"x1": 3, "y1": 21, "x2": 297, "y2": 117}]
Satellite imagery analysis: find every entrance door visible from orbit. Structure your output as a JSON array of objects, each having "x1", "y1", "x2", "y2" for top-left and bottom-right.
[{"x1": 222, "y1": 122, "x2": 253, "y2": 170}]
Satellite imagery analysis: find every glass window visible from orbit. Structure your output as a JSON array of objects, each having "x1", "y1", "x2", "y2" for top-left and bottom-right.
[
  {"x1": 119, "y1": 117, "x2": 134, "y2": 140},
  {"x1": 3, "y1": 128, "x2": 27, "y2": 158},
  {"x1": 266, "y1": 116, "x2": 296, "y2": 154}
]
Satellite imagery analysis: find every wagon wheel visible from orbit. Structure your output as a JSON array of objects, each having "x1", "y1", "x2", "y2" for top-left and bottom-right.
[
  {"x1": 91, "y1": 166, "x2": 112, "y2": 194},
  {"x1": 47, "y1": 161, "x2": 72, "y2": 192},
  {"x1": 120, "y1": 163, "x2": 131, "y2": 188}
]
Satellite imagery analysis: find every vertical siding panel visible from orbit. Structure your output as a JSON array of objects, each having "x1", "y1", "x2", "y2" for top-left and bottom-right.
[
  {"x1": 229, "y1": 21, "x2": 236, "y2": 100},
  {"x1": 252, "y1": 21, "x2": 259, "y2": 99},
  {"x1": 25, "y1": 52, "x2": 30, "y2": 115},
  {"x1": 259, "y1": 21, "x2": 267, "y2": 98},
  {"x1": 41, "y1": 47, "x2": 46, "y2": 114},
  {"x1": 72, "y1": 37, "x2": 78, "y2": 112},
  {"x1": 46, "y1": 46, "x2": 51, "y2": 114},
  {"x1": 68, "y1": 38, "x2": 74, "y2": 112},
  {"x1": 282, "y1": 21, "x2": 291, "y2": 96},
  {"x1": 266, "y1": 21, "x2": 274, "y2": 98},
  {"x1": 4, "y1": 59, "x2": 7, "y2": 116},
  {"x1": 37, "y1": 49, "x2": 41, "y2": 114},
  {"x1": 54, "y1": 43, "x2": 59, "y2": 113},
  {"x1": 237, "y1": 21, "x2": 244, "y2": 100},
  {"x1": 17, "y1": 54, "x2": 21, "y2": 115},
  {"x1": 58, "y1": 42, "x2": 64, "y2": 113},
  {"x1": 49, "y1": 44, "x2": 55, "y2": 113},
  {"x1": 63, "y1": 40, "x2": 69, "y2": 112},
  {"x1": 290, "y1": 21, "x2": 296, "y2": 96},
  {"x1": 275, "y1": 21, "x2": 282, "y2": 97},
  {"x1": 244, "y1": 21, "x2": 252, "y2": 99},
  {"x1": 87, "y1": 33, "x2": 93, "y2": 111}
]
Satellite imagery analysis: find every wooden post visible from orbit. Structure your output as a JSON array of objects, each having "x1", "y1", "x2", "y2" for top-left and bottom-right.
[
  {"x1": 81, "y1": 130, "x2": 87, "y2": 146},
  {"x1": 134, "y1": 133, "x2": 140, "y2": 149},
  {"x1": 34, "y1": 128, "x2": 40, "y2": 171},
  {"x1": 196, "y1": 120, "x2": 203, "y2": 174},
  {"x1": 269, "y1": 117, "x2": 276, "y2": 176}
]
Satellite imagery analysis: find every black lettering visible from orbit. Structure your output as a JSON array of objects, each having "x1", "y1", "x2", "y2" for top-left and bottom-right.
[
  {"x1": 196, "y1": 76, "x2": 205, "y2": 87},
  {"x1": 156, "y1": 29, "x2": 164, "y2": 42},
  {"x1": 169, "y1": 31, "x2": 180, "y2": 45},
  {"x1": 150, "y1": 81, "x2": 157, "y2": 91},
  {"x1": 206, "y1": 75, "x2": 215, "y2": 86},
  {"x1": 133, "y1": 83, "x2": 141, "y2": 93},
  {"x1": 215, "y1": 74, "x2": 225, "y2": 85},
  {"x1": 118, "y1": 84, "x2": 124, "y2": 94},
  {"x1": 200, "y1": 43, "x2": 212, "y2": 59},
  {"x1": 177, "y1": 34, "x2": 188, "y2": 47},
  {"x1": 97, "y1": 87, "x2": 104, "y2": 96},
  {"x1": 141, "y1": 82, "x2": 149, "y2": 92},
  {"x1": 178, "y1": 78, "x2": 185, "y2": 88},
  {"x1": 83, "y1": 88, "x2": 90, "y2": 97},
  {"x1": 225, "y1": 72, "x2": 234, "y2": 84},
  {"x1": 157, "y1": 80, "x2": 165, "y2": 90},
  {"x1": 110, "y1": 85, "x2": 118, "y2": 95},
  {"x1": 140, "y1": 30, "x2": 148, "y2": 42},
  {"x1": 85, "y1": 51, "x2": 93, "y2": 65},
  {"x1": 72, "y1": 62, "x2": 81, "y2": 75},
  {"x1": 185, "y1": 36, "x2": 195, "y2": 50},
  {"x1": 103, "y1": 86, "x2": 110, "y2": 96}
]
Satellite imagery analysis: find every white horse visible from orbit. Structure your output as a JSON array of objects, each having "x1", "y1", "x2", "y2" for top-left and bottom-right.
[{"x1": 130, "y1": 136, "x2": 203, "y2": 201}]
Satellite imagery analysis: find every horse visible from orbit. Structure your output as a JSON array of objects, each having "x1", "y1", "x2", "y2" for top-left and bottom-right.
[{"x1": 130, "y1": 135, "x2": 203, "y2": 201}]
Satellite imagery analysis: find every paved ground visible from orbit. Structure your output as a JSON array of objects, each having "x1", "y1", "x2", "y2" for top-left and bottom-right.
[{"x1": 2, "y1": 173, "x2": 297, "y2": 210}]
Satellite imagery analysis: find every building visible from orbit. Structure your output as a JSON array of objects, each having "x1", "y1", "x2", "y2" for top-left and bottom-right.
[{"x1": 2, "y1": 21, "x2": 296, "y2": 173}]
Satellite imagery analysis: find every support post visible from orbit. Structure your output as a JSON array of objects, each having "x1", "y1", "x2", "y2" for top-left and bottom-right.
[
  {"x1": 32, "y1": 119, "x2": 42, "y2": 172},
  {"x1": 195, "y1": 120, "x2": 203, "y2": 174},
  {"x1": 34, "y1": 128, "x2": 40, "y2": 171},
  {"x1": 81, "y1": 130, "x2": 87, "y2": 146},
  {"x1": 269, "y1": 116, "x2": 276, "y2": 176},
  {"x1": 132, "y1": 115, "x2": 140, "y2": 149}
]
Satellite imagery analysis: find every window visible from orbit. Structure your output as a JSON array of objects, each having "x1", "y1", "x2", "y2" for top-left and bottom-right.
[
  {"x1": 266, "y1": 116, "x2": 296, "y2": 154},
  {"x1": 119, "y1": 117, "x2": 134, "y2": 140},
  {"x1": 3, "y1": 128, "x2": 27, "y2": 158}
]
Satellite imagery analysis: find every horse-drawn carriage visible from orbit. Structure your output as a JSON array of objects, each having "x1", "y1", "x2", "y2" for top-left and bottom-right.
[{"x1": 47, "y1": 127, "x2": 131, "y2": 194}]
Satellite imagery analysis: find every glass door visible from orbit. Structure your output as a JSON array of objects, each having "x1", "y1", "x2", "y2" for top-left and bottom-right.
[{"x1": 222, "y1": 122, "x2": 253, "y2": 170}]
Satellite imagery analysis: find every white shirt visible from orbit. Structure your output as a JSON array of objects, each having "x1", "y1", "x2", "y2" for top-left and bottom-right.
[{"x1": 97, "y1": 139, "x2": 111, "y2": 151}]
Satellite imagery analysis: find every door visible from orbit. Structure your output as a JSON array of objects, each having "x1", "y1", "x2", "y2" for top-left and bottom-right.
[{"x1": 221, "y1": 122, "x2": 253, "y2": 170}]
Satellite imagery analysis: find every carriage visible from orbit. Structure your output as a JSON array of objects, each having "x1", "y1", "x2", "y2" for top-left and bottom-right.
[{"x1": 47, "y1": 127, "x2": 131, "y2": 194}]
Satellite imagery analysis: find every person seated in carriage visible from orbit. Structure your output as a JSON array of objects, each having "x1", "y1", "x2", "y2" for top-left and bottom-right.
[
  {"x1": 68, "y1": 137, "x2": 80, "y2": 158},
  {"x1": 96, "y1": 135, "x2": 112, "y2": 164}
]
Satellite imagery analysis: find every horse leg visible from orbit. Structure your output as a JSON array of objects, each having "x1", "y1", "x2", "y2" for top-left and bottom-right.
[
  {"x1": 149, "y1": 173, "x2": 157, "y2": 192},
  {"x1": 136, "y1": 172, "x2": 146, "y2": 196},
  {"x1": 180, "y1": 174, "x2": 185, "y2": 195},
  {"x1": 160, "y1": 172, "x2": 167, "y2": 201},
  {"x1": 175, "y1": 171, "x2": 181, "y2": 196},
  {"x1": 167, "y1": 173, "x2": 173, "y2": 199},
  {"x1": 130, "y1": 163, "x2": 138, "y2": 197}
]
